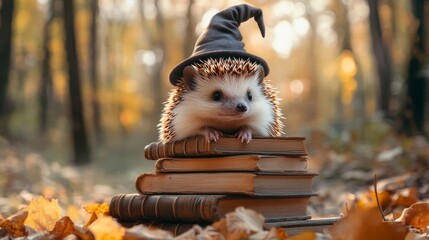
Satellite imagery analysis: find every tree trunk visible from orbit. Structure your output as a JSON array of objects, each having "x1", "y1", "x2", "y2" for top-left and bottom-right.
[
  {"x1": 183, "y1": 0, "x2": 195, "y2": 57},
  {"x1": 39, "y1": 0, "x2": 55, "y2": 134},
  {"x1": 367, "y1": 0, "x2": 393, "y2": 118},
  {"x1": 63, "y1": 0, "x2": 91, "y2": 164},
  {"x1": 400, "y1": 0, "x2": 428, "y2": 135},
  {"x1": 138, "y1": 0, "x2": 165, "y2": 141},
  {"x1": 0, "y1": 0, "x2": 14, "y2": 135},
  {"x1": 89, "y1": 0, "x2": 103, "y2": 143}
]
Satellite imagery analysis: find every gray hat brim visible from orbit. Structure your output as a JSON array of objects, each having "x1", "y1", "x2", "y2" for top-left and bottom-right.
[{"x1": 169, "y1": 50, "x2": 269, "y2": 85}]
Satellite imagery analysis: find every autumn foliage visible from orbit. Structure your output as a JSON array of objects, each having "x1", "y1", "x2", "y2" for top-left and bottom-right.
[{"x1": 1, "y1": 191, "x2": 428, "y2": 240}]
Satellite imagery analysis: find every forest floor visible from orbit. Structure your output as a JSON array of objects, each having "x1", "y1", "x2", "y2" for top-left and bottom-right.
[{"x1": 1, "y1": 118, "x2": 429, "y2": 239}]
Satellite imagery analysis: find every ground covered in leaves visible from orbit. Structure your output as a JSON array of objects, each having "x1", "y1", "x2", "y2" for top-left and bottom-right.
[{"x1": 1, "y1": 120, "x2": 429, "y2": 239}]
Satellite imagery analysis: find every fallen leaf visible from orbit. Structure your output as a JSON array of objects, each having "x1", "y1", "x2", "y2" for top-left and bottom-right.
[
  {"x1": 357, "y1": 189, "x2": 391, "y2": 209},
  {"x1": 226, "y1": 207, "x2": 264, "y2": 233},
  {"x1": 24, "y1": 196, "x2": 62, "y2": 231},
  {"x1": 391, "y1": 188, "x2": 419, "y2": 208},
  {"x1": 261, "y1": 227, "x2": 288, "y2": 240},
  {"x1": 73, "y1": 225, "x2": 95, "y2": 240},
  {"x1": 49, "y1": 216, "x2": 75, "y2": 239},
  {"x1": 124, "y1": 224, "x2": 174, "y2": 240},
  {"x1": 398, "y1": 202, "x2": 429, "y2": 233},
  {"x1": 0, "y1": 210, "x2": 28, "y2": 237},
  {"x1": 330, "y1": 207, "x2": 408, "y2": 240},
  {"x1": 83, "y1": 202, "x2": 109, "y2": 228},
  {"x1": 84, "y1": 203, "x2": 109, "y2": 216},
  {"x1": 88, "y1": 215, "x2": 125, "y2": 240}
]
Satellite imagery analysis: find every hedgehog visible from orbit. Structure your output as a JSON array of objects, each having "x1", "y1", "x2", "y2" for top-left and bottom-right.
[
  {"x1": 159, "y1": 57, "x2": 284, "y2": 143},
  {"x1": 158, "y1": 4, "x2": 283, "y2": 143}
]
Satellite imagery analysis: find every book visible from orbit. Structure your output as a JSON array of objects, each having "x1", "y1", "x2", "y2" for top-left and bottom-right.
[
  {"x1": 135, "y1": 172, "x2": 317, "y2": 196},
  {"x1": 109, "y1": 193, "x2": 314, "y2": 223},
  {"x1": 119, "y1": 217, "x2": 339, "y2": 236},
  {"x1": 155, "y1": 155, "x2": 308, "y2": 173},
  {"x1": 144, "y1": 136, "x2": 307, "y2": 160}
]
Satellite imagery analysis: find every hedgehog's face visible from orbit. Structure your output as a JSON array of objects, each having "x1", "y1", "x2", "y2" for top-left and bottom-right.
[
  {"x1": 180, "y1": 64, "x2": 270, "y2": 125},
  {"x1": 192, "y1": 73, "x2": 262, "y2": 120}
]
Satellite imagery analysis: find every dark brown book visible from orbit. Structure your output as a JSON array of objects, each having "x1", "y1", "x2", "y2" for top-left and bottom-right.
[
  {"x1": 155, "y1": 155, "x2": 308, "y2": 173},
  {"x1": 144, "y1": 136, "x2": 307, "y2": 160},
  {"x1": 119, "y1": 217, "x2": 339, "y2": 236},
  {"x1": 109, "y1": 193, "x2": 313, "y2": 223},
  {"x1": 135, "y1": 172, "x2": 317, "y2": 196}
]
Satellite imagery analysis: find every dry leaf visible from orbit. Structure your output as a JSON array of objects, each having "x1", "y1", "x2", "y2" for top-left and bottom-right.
[
  {"x1": 88, "y1": 215, "x2": 125, "y2": 240},
  {"x1": 398, "y1": 202, "x2": 429, "y2": 233},
  {"x1": 287, "y1": 231, "x2": 316, "y2": 240},
  {"x1": 24, "y1": 196, "x2": 62, "y2": 231},
  {"x1": 175, "y1": 225, "x2": 222, "y2": 240},
  {"x1": 330, "y1": 207, "x2": 408, "y2": 240},
  {"x1": 124, "y1": 224, "x2": 174, "y2": 240},
  {"x1": 83, "y1": 203, "x2": 109, "y2": 228},
  {"x1": 356, "y1": 189, "x2": 391, "y2": 209},
  {"x1": 211, "y1": 218, "x2": 228, "y2": 237},
  {"x1": 262, "y1": 227, "x2": 288, "y2": 240},
  {"x1": 391, "y1": 188, "x2": 419, "y2": 208},
  {"x1": 73, "y1": 225, "x2": 95, "y2": 240},
  {"x1": 0, "y1": 210, "x2": 28, "y2": 237},
  {"x1": 49, "y1": 216, "x2": 75, "y2": 239},
  {"x1": 84, "y1": 203, "x2": 109, "y2": 216},
  {"x1": 226, "y1": 207, "x2": 264, "y2": 233}
]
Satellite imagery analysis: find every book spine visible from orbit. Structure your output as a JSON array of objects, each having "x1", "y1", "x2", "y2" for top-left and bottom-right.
[
  {"x1": 109, "y1": 194, "x2": 220, "y2": 222},
  {"x1": 145, "y1": 137, "x2": 214, "y2": 160}
]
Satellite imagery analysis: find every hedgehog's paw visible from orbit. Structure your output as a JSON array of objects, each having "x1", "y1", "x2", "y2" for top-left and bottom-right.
[
  {"x1": 199, "y1": 127, "x2": 222, "y2": 143},
  {"x1": 236, "y1": 127, "x2": 252, "y2": 144}
]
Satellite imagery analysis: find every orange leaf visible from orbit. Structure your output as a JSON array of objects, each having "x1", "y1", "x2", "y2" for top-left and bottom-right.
[
  {"x1": 24, "y1": 196, "x2": 62, "y2": 231},
  {"x1": 0, "y1": 210, "x2": 28, "y2": 238},
  {"x1": 83, "y1": 212, "x2": 98, "y2": 228},
  {"x1": 88, "y1": 215, "x2": 125, "y2": 240},
  {"x1": 330, "y1": 207, "x2": 408, "y2": 240},
  {"x1": 264, "y1": 227, "x2": 288, "y2": 240},
  {"x1": 399, "y1": 202, "x2": 429, "y2": 233},
  {"x1": 357, "y1": 190, "x2": 391, "y2": 209},
  {"x1": 391, "y1": 188, "x2": 419, "y2": 208},
  {"x1": 49, "y1": 216, "x2": 75, "y2": 239}
]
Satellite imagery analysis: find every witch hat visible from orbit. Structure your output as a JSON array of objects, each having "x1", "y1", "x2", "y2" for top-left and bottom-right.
[{"x1": 169, "y1": 4, "x2": 269, "y2": 85}]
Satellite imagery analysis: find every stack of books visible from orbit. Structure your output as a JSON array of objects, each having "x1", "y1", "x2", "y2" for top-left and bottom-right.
[{"x1": 109, "y1": 136, "x2": 338, "y2": 236}]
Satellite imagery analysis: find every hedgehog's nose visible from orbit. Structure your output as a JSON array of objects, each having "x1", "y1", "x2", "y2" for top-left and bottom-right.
[{"x1": 236, "y1": 103, "x2": 247, "y2": 112}]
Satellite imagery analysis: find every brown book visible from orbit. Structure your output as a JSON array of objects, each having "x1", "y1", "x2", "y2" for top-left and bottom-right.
[
  {"x1": 109, "y1": 193, "x2": 313, "y2": 223},
  {"x1": 119, "y1": 217, "x2": 339, "y2": 236},
  {"x1": 144, "y1": 136, "x2": 307, "y2": 160},
  {"x1": 155, "y1": 155, "x2": 307, "y2": 173},
  {"x1": 135, "y1": 172, "x2": 317, "y2": 196}
]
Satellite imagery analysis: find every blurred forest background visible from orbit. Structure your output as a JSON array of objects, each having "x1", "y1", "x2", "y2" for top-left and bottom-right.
[{"x1": 0, "y1": 0, "x2": 428, "y2": 214}]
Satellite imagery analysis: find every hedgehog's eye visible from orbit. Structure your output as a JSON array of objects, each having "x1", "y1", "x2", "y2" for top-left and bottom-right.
[
  {"x1": 212, "y1": 91, "x2": 222, "y2": 101},
  {"x1": 247, "y1": 91, "x2": 252, "y2": 101}
]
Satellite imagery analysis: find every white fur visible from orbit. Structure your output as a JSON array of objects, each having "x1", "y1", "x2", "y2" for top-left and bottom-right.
[{"x1": 171, "y1": 74, "x2": 274, "y2": 141}]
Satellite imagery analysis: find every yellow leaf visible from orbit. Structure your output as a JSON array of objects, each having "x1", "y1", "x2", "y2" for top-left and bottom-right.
[
  {"x1": 24, "y1": 196, "x2": 62, "y2": 231},
  {"x1": 84, "y1": 203, "x2": 110, "y2": 216},
  {"x1": 83, "y1": 203, "x2": 110, "y2": 228},
  {"x1": 88, "y1": 215, "x2": 125, "y2": 240},
  {"x1": 399, "y1": 202, "x2": 429, "y2": 233}
]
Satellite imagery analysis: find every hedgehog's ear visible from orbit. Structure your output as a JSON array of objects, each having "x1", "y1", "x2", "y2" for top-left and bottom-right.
[
  {"x1": 256, "y1": 65, "x2": 265, "y2": 83},
  {"x1": 183, "y1": 66, "x2": 198, "y2": 91}
]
